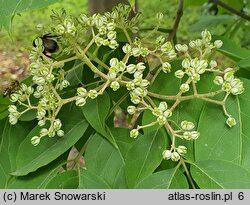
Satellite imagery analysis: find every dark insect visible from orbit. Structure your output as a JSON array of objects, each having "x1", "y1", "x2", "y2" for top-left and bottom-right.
[
  {"x1": 2, "y1": 80, "x2": 20, "y2": 98},
  {"x1": 33, "y1": 34, "x2": 59, "y2": 58}
]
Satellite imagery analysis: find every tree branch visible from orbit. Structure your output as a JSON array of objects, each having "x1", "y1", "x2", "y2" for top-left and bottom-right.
[
  {"x1": 211, "y1": 0, "x2": 250, "y2": 21},
  {"x1": 167, "y1": 0, "x2": 184, "y2": 41}
]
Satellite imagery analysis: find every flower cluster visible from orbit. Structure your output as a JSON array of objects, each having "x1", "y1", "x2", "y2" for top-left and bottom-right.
[{"x1": 7, "y1": 5, "x2": 244, "y2": 162}]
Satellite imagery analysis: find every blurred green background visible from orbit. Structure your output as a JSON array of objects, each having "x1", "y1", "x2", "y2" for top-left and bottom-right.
[{"x1": 0, "y1": 0, "x2": 250, "y2": 86}]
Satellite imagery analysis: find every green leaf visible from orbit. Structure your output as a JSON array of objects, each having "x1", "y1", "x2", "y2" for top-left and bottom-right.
[
  {"x1": 11, "y1": 103, "x2": 88, "y2": 176},
  {"x1": 0, "y1": 120, "x2": 35, "y2": 188},
  {"x1": 189, "y1": 15, "x2": 235, "y2": 32},
  {"x1": 135, "y1": 167, "x2": 188, "y2": 189},
  {"x1": 81, "y1": 92, "x2": 116, "y2": 146},
  {"x1": 214, "y1": 35, "x2": 250, "y2": 61},
  {"x1": 190, "y1": 160, "x2": 250, "y2": 188},
  {"x1": 46, "y1": 170, "x2": 79, "y2": 189},
  {"x1": 125, "y1": 128, "x2": 167, "y2": 188},
  {"x1": 83, "y1": 133, "x2": 127, "y2": 188},
  {"x1": 0, "y1": 0, "x2": 59, "y2": 32},
  {"x1": 195, "y1": 78, "x2": 250, "y2": 167},
  {"x1": 79, "y1": 168, "x2": 111, "y2": 189},
  {"x1": 7, "y1": 155, "x2": 65, "y2": 188},
  {"x1": 237, "y1": 57, "x2": 250, "y2": 71},
  {"x1": 0, "y1": 96, "x2": 10, "y2": 120}
]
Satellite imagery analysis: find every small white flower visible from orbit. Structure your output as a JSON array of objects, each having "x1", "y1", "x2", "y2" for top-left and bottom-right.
[
  {"x1": 213, "y1": 76, "x2": 224, "y2": 85},
  {"x1": 180, "y1": 83, "x2": 190, "y2": 93},
  {"x1": 88, "y1": 90, "x2": 98, "y2": 99},
  {"x1": 53, "y1": 119, "x2": 62, "y2": 130},
  {"x1": 126, "y1": 82, "x2": 135, "y2": 91},
  {"x1": 57, "y1": 130, "x2": 64, "y2": 137},
  {"x1": 40, "y1": 128, "x2": 48, "y2": 137},
  {"x1": 164, "y1": 109, "x2": 172, "y2": 118},
  {"x1": 201, "y1": 30, "x2": 212, "y2": 42},
  {"x1": 77, "y1": 87, "x2": 87, "y2": 97},
  {"x1": 156, "y1": 12, "x2": 164, "y2": 21},
  {"x1": 176, "y1": 145, "x2": 187, "y2": 155},
  {"x1": 175, "y1": 70, "x2": 185, "y2": 79},
  {"x1": 157, "y1": 115, "x2": 167, "y2": 125},
  {"x1": 31, "y1": 136, "x2": 40, "y2": 146},
  {"x1": 110, "y1": 58, "x2": 119, "y2": 67},
  {"x1": 171, "y1": 152, "x2": 180, "y2": 161},
  {"x1": 158, "y1": 102, "x2": 168, "y2": 111},
  {"x1": 127, "y1": 106, "x2": 137, "y2": 115},
  {"x1": 122, "y1": 44, "x2": 131, "y2": 54},
  {"x1": 110, "y1": 81, "x2": 120, "y2": 91},
  {"x1": 162, "y1": 150, "x2": 171, "y2": 160},
  {"x1": 210, "y1": 60, "x2": 217, "y2": 68},
  {"x1": 127, "y1": 64, "x2": 137, "y2": 74},
  {"x1": 75, "y1": 97, "x2": 86, "y2": 106},
  {"x1": 226, "y1": 116, "x2": 236, "y2": 127},
  {"x1": 181, "y1": 120, "x2": 195, "y2": 130},
  {"x1": 214, "y1": 40, "x2": 223, "y2": 48},
  {"x1": 182, "y1": 58, "x2": 190, "y2": 69},
  {"x1": 130, "y1": 129, "x2": 139, "y2": 138},
  {"x1": 162, "y1": 62, "x2": 171, "y2": 73}
]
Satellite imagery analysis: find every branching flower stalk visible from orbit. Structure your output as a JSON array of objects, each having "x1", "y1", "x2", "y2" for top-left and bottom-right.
[{"x1": 8, "y1": 4, "x2": 244, "y2": 163}]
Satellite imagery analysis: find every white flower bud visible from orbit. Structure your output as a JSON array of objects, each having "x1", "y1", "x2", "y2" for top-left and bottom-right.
[
  {"x1": 118, "y1": 62, "x2": 126, "y2": 72},
  {"x1": 181, "y1": 120, "x2": 195, "y2": 130},
  {"x1": 95, "y1": 37, "x2": 103, "y2": 46},
  {"x1": 171, "y1": 152, "x2": 180, "y2": 161},
  {"x1": 40, "y1": 128, "x2": 48, "y2": 137},
  {"x1": 131, "y1": 48, "x2": 141, "y2": 57},
  {"x1": 213, "y1": 76, "x2": 224, "y2": 85},
  {"x1": 214, "y1": 40, "x2": 223, "y2": 48},
  {"x1": 130, "y1": 94, "x2": 141, "y2": 104},
  {"x1": 107, "y1": 31, "x2": 116, "y2": 40},
  {"x1": 110, "y1": 58, "x2": 119, "y2": 67},
  {"x1": 10, "y1": 93, "x2": 19, "y2": 102},
  {"x1": 152, "y1": 107, "x2": 162, "y2": 116},
  {"x1": 46, "y1": 74, "x2": 55, "y2": 82},
  {"x1": 161, "y1": 41, "x2": 172, "y2": 52},
  {"x1": 192, "y1": 73, "x2": 200, "y2": 82},
  {"x1": 136, "y1": 62, "x2": 146, "y2": 71},
  {"x1": 222, "y1": 82, "x2": 231, "y2": 92},
  {"x1": 191, "y1": 131, "x2": 200, "y2": 140},
  {"x1": 210, "y1": 60, "x2": 217, "y2": 68},
  {"x1": 127, "y1": 106, "x2": 136, "y2": 115},
  {"x1": 164, "y1": 109, "x2": 172, "y2": 118},
  {"x1": 127, "y1": 64, "x2": 136, "y2": 74},
  {"x1": 140, "y1": 79, "x2": 150, "y2": 87},
  {"x1": 158, "y1": 102, "x2": 168, "y2": 111},
  {"x1": 201, "y1": 30, "x2": 212, "y2": 42},
  {"x1": 33, "y1": 76, "x2": 45, "y2": 85},
  {"x1": 62, "y1": 80, "x2": 70, "y2": 88},
  {"x1": 8, "y1": 105, "x2": 17, "y2": 113},
  {"x1": 157, "y1": 115, "x2": 167, "y2": 125},
  {"x1": 110, "y1": 81, "x2": 120, "y2": 91},
  {"x1": 224, "y1": 67, "x2": 234, "y2": 73},
  {"x1": 156, "y1": 12, "x2": 164, "y2": 21},
  {"x1": 109, "y1": 39, "x2": 118, "y2": 49},
  {"x1": 57, "y1": 130, "x2": 64, "y2": 137},
  {"x1": 175, "y1": 44, "x2": 183, "y2": 52},
  {"x1": 224, "y1": 71, "x2": 234, "y2": 82},
  {"x1": 130, "y1": 129, "x2": 139, "y2": 138},
  {"x1": 77, "y1": 87, "x2": 87, "y2": 97},
  {"x1": 176, "y1": 145, "x2": 187, "y2": 155},
  {"x1": 182, "y1": 58, "x2": 190, "y2": 69},
  {"x1": 38, "y1": 119, "x2": 46, "y2": 127},
  {"x1": 162, "y1": 150, "x2": 171, "y2": 160},
  {"x1": 75, "y1": 97, "x2": 86, "y2": 106},
  {"x1": 122, "y1": 44, "x2": 132, "y2": 54},
  {"x1": 126, "y1": 82, "x2": 135, "y2": 90},
  {"x1": 37, "y1": 109, "x2": 46, "y2": 119},
  {"x1": 180, "y1": 83, "x2": 190, "y2": 93},
  {"x1": 27, "y1": 87, "x2": 34, "y2": 95},
  {"x1": 226, "y1": 116, "x2": 236, "y2": 127},
  {"x1": 31, "y1": 136, "x2": 40, "y2": 146},
  {"x1": 53, "y1": 119, "x2": 62, "y2": 130},
  {"x1": 134, "y1": 71, "x2": 143, "y2": 79},
  {"x1": 174, "y1": 70, "x2": 184, "y2": 79},
  {"x1": 162, "y1": 62, "x2": 171, "y2": 73},
  {"x1": 189, "y1": 40, "x2": 196, "y2": 48},
  {"x1": 183, "y1": 131, "x2": 192, "y2": 140},
  {"x1": 48, "y1": 130, "x2": 56, "y2": 138},
  {"x1": 9, "y1": 115, "x2": 18, "y2": 125},
  {"x1": 88, "y1": 90, "x2": 98, "y2": 99}
]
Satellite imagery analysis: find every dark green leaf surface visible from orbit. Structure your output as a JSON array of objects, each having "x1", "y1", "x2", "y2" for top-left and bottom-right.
[
  {"x1": 46, "y1": 170, "x2": 79, "y2": 189},
  {"x1": 191, "y1": 160, "x2": 250, "y2": 188},
  {"x1": 125, "y1": 128, "x2": 167, "y2": 188},
  {"x1": 82, "y1": 92, "x2": 116, "y2": 145},
  {"x1": 135, "y1": 167, "x2": 188, "y2": 189},
  {"x1": 12, "y1": 104, "x2": 88, "y2": 176},
  {"x1": 0, "y1": 0, "x2": 58, "y2": 32},
  {"x1": 83, "y1": 133, "x2": 127, "y2": 188}
]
